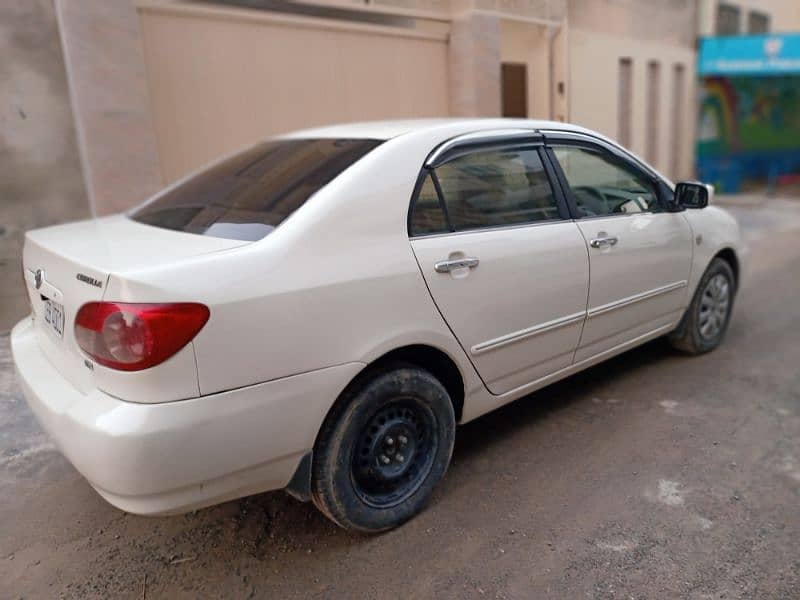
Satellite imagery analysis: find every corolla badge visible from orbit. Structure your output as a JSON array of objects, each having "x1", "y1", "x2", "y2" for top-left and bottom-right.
[
  {"x1": 34, "y1": 269, "x2": 43, "y2": 290},
  {"x1": 76, "y1": 273, "x2": 103, "y2": 288}
]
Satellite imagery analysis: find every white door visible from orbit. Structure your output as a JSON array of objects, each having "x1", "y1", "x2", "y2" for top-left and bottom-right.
[
  {"x1": 409, "y1": 142, "x2": 589, "y2": 395},
  {"x1": 548, "y1": 143, "x2": 693, "y2": 362}
]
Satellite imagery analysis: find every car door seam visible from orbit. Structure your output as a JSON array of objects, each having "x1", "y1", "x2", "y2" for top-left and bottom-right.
[
  {"x1": 572, "y1": 221, "x2": 593, "y2": 363},
  {"x1": 407, "y1": 244, "x2": 494, "y2": 394}
]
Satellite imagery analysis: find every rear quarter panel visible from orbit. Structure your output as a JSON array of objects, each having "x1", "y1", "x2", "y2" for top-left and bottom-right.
[{"x1": 109, "y1": 132, "x2": 486, "y2": 405}]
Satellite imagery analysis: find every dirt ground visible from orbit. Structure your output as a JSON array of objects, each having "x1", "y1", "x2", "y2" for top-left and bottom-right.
[{"x1": 2, "y1": 198, "x2": 800, "y2": 599}]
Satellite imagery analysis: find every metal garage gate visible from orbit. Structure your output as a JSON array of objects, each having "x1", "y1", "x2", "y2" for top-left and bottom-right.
[{"x1": 137, "y1": 1, "x2": 451, "y2": 182}]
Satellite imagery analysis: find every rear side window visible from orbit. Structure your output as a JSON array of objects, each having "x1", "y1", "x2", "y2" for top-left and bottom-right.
[
  {"x1": 409, "y1": 147, "x2": 559, "y2": 236},
  {"x1": 131, "y1": 138, "x2": 382, "y2": 241},
  {"x1": 409, "y1": 174, "x2": 449, "y2": 236}
]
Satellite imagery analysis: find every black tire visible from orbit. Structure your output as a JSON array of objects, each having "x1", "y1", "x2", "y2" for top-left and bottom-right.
[
  {"x1": 311, "y1": 365, "x2": 456, "y2": 533},
  {"x1": 668, "y1": 257, "x2": 736, "y2": 355}
]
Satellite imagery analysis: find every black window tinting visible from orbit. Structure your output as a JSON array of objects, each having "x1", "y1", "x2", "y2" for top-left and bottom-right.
[
  {"x1": 434, "y1": 148, "x2": 559, "y2": 231},
  {"x1": 130, "y1": 138, "x2": 382, "y2": 241}
]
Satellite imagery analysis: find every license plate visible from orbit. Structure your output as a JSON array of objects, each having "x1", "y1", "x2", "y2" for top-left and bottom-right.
[{"x1": 43, "y1": 299, "x2": 65, "y2": 338}]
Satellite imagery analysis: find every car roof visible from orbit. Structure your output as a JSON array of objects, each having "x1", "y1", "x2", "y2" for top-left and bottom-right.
[
  {"x1": 281, "y1": 118, "x2": 598, "y2": 141},
  {"x1": 280, "y1": 118, "x2": 673, "y2": 186}
]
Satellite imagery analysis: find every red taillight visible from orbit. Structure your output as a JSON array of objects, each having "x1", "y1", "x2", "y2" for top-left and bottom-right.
[{"x1": 75, "y1": 302, "x2": 209, "y2": 371}]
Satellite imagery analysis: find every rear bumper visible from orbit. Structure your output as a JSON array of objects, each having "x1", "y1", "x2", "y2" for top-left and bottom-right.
[{"x1": 11, "y1": 317, "x2": 363, "y2": 515}]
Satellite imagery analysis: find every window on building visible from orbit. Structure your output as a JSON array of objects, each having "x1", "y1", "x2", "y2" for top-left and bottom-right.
[
  {"x1": 646, "y1": 61, "x2": 661, "y2": 165},
  {"x1": 748, "y1": 11, "x2": 770, "y2": 34},
  {"x1": 670, "y1": 64, "x2": 685, "y2": 179},
  {"x1": 618, "y1": 58, "x2": 633, "y2": 147},
  {"x1": 717, "y1": 3, "x2": 741, "y2": 36}
]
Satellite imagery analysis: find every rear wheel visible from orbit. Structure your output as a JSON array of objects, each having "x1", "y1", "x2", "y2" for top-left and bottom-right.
[
  {"x1": 311, "y1": 365, "x2": 455, "y2": 533},
  {"x1": 668, "y1": 258, "x2": 736, "y2": 354}
]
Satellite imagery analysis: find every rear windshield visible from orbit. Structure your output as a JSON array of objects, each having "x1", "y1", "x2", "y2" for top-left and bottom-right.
[{"x1": 130, "y1": 138, "x2": 382, "y2": 241}]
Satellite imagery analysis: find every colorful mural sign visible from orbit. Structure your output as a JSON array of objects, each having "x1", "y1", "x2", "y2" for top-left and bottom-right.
[{"x1": 697, "y1": 34, "x2": 800, "y2": 193}]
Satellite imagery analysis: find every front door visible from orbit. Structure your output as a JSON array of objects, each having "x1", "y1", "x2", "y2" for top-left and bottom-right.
[
  {"x1": 547, "y1": 141, "x2": 693, "y2": 362},
  {"x1": 409, "y1": 141, "x2": 589, "y2": 395}
]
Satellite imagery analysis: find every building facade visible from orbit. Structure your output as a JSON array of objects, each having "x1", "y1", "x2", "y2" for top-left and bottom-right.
[
  {"x1": 698, "y1": 0, "x2": 800, "y2": 36},
  {"x1": 57, "y1": 0, "x2": 703, "y2": 213},
  {"x1": 567, "y1": 0, "x2": 697, "y2": 181}
]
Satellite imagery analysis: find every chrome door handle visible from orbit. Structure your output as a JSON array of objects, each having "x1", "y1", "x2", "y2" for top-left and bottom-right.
[
  {"x1": 434, "y1": 257, "x2": 480, "y2": 273},
  {"x1": 589, "y1": 236, "x2": 619, "y2": 248}
]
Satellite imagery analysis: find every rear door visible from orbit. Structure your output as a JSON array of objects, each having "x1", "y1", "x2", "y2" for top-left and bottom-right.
[
  {"x1": 545, "y1": 133, "x2": 693, "y2": 362},
  {"x1": 409, "y1": 133, "x2": 590, "y2": 395}
]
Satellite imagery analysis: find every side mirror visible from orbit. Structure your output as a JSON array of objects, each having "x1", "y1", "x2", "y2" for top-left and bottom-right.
[{"x1": 674, "y1": 181, "x2": 713, "y2": 209}]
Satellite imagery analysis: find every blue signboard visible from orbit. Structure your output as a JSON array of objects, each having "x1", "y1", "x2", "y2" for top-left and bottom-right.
[{"x1": 699, "y1": 33, "x2": 800, "y2": 76}]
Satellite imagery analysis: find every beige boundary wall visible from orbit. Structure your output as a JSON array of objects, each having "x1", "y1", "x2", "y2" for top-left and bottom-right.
[
  {"x1": 56, "y1": 0, "x2": 164, "y2": 215},
  {"x1": 500, "y1": 19, "x2": 551, "y2": 119},
  {"x1": 137, "y1": 1, "x2": 452, "y2": 181},
  {"x1": 568, "y1": 28, "x2": 696, "y2": 181},
  {"x1": 0, "y1": 0, "x2": 89, "y2": 331},
  {"x1": 565, "y1": 0, "x2": 698, "y2": 182}
]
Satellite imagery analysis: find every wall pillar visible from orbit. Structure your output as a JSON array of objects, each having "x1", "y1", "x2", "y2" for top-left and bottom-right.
[
  {"x1": 448, "y1": 13, "x2": 502, "y2": 117},
  {"x1": 550, "y1": 22, "x2": 569, "y2": 122},
  {"x1": 0, "y1": 0, "x2": 89, "y2": 330},
  {"x1": 55, "y1": 0, "x2": 163, "y2": 215}
]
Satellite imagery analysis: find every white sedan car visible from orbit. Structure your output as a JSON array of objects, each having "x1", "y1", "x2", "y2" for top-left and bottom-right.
[{"x1": 12, "y1": 119, "x2": 745, "y2": 532}]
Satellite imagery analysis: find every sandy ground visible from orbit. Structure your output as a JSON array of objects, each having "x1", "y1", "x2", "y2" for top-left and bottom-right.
[{"x1": 2, "y1": 198, "x2": 800, "y2": 599}]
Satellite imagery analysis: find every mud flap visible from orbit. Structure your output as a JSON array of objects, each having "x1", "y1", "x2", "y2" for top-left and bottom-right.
[{"x1": 285, "y1": 451, "x2": 312, "y2": 502}]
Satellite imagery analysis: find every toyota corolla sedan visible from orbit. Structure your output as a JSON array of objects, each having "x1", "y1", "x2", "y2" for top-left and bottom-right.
[{"x1": 12, "y1": 119, "x2": 745, "y2": 532}]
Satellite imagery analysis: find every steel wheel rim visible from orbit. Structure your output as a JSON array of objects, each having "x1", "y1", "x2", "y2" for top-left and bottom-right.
[
  {"x1": 350, "y1": 398, "x2": 439, "y2": 509},
  {"x1": 698, "y1": 273, "x2": 731, "y2": 340}
]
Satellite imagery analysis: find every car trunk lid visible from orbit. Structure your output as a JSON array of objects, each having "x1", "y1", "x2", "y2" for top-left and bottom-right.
[{"x1": 22, "y1": 215, "x2": 247, "y2": 394}]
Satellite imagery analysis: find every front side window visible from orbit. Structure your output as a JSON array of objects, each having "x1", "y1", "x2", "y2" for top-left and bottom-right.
[
  {"x1": 432, "y1": 147, "x2": 559, "y2": 232},
  {"x1": 552, "y1": 146, "x2": 660, "y2": 217},
  {"x1": 131, "y1": 138, "x2": 382, "y2": 241}
]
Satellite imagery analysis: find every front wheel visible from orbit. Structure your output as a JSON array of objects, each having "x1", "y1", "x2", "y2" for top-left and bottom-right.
[
  {"x1": 668, "y1": 258, "x2": 736, "y2": 354},
  {"x1": 311, "y1": 365, "x2": 456, "y2": 533}
]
